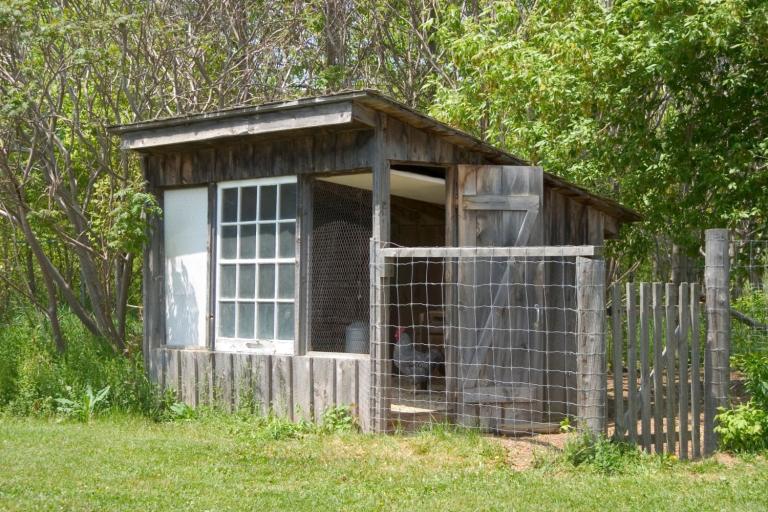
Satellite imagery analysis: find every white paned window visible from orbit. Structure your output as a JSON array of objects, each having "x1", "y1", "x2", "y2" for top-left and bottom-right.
[{"x1": 216, "y1": 177, "x2": 296, "y2": 353}]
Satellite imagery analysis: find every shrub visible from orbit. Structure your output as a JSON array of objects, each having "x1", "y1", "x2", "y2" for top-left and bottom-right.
[
  {"x1": 715, "y1": 403, "x2": 768, "y2": 453},
  {"x1": 321, "y1": 405, "x2": 357, "y2": 433},
  {"x1": 735, "y1": 354, "x2": 768, "y2": 411},
  {"x1": 0, "y1": 308, "x2": 158, "y2": 416},
  {"x1": 55, "y1": 385, "x2": 111, "y2": 423},
  {"x1": 562, "y1": 432, "x2": 639, "y2": 474}
]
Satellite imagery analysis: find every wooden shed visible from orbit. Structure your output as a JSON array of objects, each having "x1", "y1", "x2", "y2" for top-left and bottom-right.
[{"x1": 111, "y1": 90, "x2": 639, "y2": 433}]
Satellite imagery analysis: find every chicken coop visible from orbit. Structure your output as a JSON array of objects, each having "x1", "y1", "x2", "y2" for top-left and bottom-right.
[{"x1": 111, "y1": 90, "x2": 639, "y2": 434}]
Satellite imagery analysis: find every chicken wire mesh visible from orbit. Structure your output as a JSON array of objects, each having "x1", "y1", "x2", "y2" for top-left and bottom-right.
[
  {"x1": 309, "y1": 179, "x2": 372, "y2": 352},
  {"x1": 731, "y1": 239, "x2": 768, "y2": 355},
  {"x1": 370, "y1": 246, "x2": 603, "y2": 435}
]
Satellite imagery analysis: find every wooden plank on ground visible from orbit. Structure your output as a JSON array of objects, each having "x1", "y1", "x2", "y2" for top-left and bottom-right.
[
  {"x1": 640, "y1": 283, "x2": 652, "y2": 450},
  {"x1": 678, "y1": 283, "x2": 690, "y2": 460},
  {"x1": 612, "y1": 284, "x2": 624, "y2": 440}
]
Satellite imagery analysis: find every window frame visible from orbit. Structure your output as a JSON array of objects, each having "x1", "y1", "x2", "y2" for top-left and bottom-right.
[{"x1": 215, "y1": 176, "x2": 297, "y2": 354}]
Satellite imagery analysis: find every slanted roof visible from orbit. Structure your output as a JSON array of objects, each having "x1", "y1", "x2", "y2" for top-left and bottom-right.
[{"x1": 109, "y1": 89, "x2": 640, "y2": 223}]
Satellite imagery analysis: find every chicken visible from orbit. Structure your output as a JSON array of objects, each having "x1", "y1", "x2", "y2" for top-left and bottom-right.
[{"x1": 392, "y1": 326, "x2": 444, "y2": 389}]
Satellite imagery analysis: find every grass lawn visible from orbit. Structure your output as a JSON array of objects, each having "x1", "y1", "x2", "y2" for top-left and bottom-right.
[{"x1": 0, "y1": 416, "x2": 766, "y2": 511}]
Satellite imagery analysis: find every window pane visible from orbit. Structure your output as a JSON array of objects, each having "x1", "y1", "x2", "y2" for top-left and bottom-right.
[
  {"x1": 220, "y1": 265, "x2": 236, "y2": 298},
  {"x1": 277, "y1": 303, "x2": 294, "y2": 340},
  {"x1": 240, "y1": 186, "x2": 258, "y2": 221},
  {"x1": 239, "y1": 264, "x2": 256, "y2": 299},
  {"x1": 258, "y1": 264, "x2": 275, "y2": 299},
  {"x1": 279, "y1": 183, "x2": 296, "y2": 220},
  {"x1": 221, "y1": 226, "x2": 237, "y2": 259},
  {"x1": 278, "y1": 222, "x2": 295, "y2": 258},
  {"x1": 237, "y1": 303, "x2": 255, "y2": 338},
  {"x1": 278, "y1": 263, "x2": 294, "y2": 299},
  {"x1": 260, "y1": 185, "x2": 277, "y2": 220},
  {"x1": 257, "y1": 302, "x2": 275, "y2": 339},
  {"x1": 222, "y1": 188, "x2": 238, "y2": 222},
  {"x1": 239, "y1": 224, "x2": 256, "y2": 259},
  {"x1": 258, "y1": 224, "x2": 276, "y2": 258},
  {"x1": 218, "y1": 302, "x2": 235, "y2": 337}
]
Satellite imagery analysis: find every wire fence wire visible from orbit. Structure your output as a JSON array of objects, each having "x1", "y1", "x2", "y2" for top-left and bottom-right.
[
  {"x1": 731, "y1": 239, "x2": 768, "y2": 355},
  {"x1": 370, "y1": 248, "x2": 601, "y2": 435}
]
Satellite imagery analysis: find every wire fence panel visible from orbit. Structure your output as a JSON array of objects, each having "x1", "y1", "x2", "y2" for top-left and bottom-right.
[
  {"x1": 369, "y1": 245, "x2": 604, "y2": 436},
  {"x1": 731, "y1": 239, "x2": 768, "y2": 355}
]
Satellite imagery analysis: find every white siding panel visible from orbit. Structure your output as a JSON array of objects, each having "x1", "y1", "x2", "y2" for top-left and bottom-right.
[{"x1": 164, "y1": 187, "x2": 209, "y2": 347}]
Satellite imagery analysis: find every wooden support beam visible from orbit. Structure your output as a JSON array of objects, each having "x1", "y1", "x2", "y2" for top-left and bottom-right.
[
  {"x1": 576, "y1": 257, "x2": 607, "y2": 435},
  {"x1": 704, "y1": 228, "x2": 730, "y2": 456}
]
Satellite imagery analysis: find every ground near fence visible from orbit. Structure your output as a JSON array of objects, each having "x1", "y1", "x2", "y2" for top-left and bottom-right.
[{"x1": 1, "y1": 416, "x2": 766, "y2": 511}]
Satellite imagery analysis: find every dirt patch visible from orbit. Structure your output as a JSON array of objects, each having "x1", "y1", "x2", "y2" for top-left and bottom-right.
[{"x1": 492, "y1": 432, "x2": 569, "y2": 470}]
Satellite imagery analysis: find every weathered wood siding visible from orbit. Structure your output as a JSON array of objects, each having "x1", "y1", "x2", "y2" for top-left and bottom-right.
[{"x1": 152, "y1": 348, "x2": 371, "y2": 427}]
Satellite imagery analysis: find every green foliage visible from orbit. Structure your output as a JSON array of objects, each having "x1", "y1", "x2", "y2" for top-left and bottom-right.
[
  {"x1": 0, "y1": 309, "x2": 157, "y2": 416},
  {"x1": 735, "y1": 353, "x2": 768, "y2": 410},
  {"x1": 429, "y1": 0, "x2": 768, "y2": 270},
  {"x1": 716, "y1": 403, "x2": 768, "y2": 453},
  {"x1": 562, "y1": 432, "x2": 640, "y2": 474},
  {"x1": 732, "y1": 287, "x2": 768, "y2": 355},
  {"x1": 321, "y1": 405, "x2": 358, "y2": 433},
  {"x1": 55, "y1": 384, "x2": 111, "y2": 423},
  {"x1": 716, "y1": 354, "x2": 768, "y2": 452}
]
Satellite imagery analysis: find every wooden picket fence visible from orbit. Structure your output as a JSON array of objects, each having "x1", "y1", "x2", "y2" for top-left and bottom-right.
[{"x1": 609, "y1": 282, "x2": 706, "y2": 459}]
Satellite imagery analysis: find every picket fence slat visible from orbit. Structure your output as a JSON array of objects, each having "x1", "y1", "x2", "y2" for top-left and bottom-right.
[
  {"x1": 626, "y1": 283, "x2": 638, "y2": 444},
  {"x1": 678, "y1": 283, "x2": 690, "y2": 460},
  {"x1": 652, "y1": 283, "x2": 665, "y2": 453},
  {"x1": 639, "y1": 284, "x2": 652, "y2": 450},
  {"x1": 612, "y1": 283, "x2": 625, "y2": 441},
  {"x1": 664, "y1": 283, "x2": 677, "y2": 454},
  {"x1": 690, "y1": 282, "x2": 702, "y2": 459}
]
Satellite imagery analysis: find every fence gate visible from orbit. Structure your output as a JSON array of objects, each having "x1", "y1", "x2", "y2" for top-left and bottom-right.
[
  {"x1": 610, "y1": 230, "x2": 731, "y2": 459},
  {"x1": 369, "y1": 243, "x2": 606, "y2": 435}
]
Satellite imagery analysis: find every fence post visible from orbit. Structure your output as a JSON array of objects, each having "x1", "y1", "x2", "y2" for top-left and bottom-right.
[
  {"x1": 704, "y1": 228, "x2": 731, "y2": 456},
  {"x1": 576, "y1": 257, "x2": 607, "y2": 435}
]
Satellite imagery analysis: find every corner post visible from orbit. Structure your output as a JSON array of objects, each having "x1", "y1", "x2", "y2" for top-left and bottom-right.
[
  {"x1": 576, "y1": 256, "x2": 607, "y2": 436},
  {"x1": 704, "y1": 228, "x2": 730, "y2": 456}
]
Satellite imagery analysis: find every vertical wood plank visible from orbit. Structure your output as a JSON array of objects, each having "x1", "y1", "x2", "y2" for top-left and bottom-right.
[
  {"x1": 640, "y1": 283, "x2": 652, "y2": 450},
  {"x1": 678, "y1": 283, "x2": 690, "y2": 460},
  {"x1": 180, "y1": 351, "x2": 198, "y2": 407},
  {"x1": 626, "y1": 283, "x2": 638, "y2": 444},
  {"x1": 576, "y1": 257, "x2": 606, "y2": 435},
  {"x1": 271, "y1": 355, "x2": 293, "y2": 419},
  {"x1": 665, "y1": 283, "x2": 678, "y2": 454},
  {"x1": 611, "y1": 283, "x2": 625, "y2": 440},
  {"x1": 296, "y1": 176, "x2": 313, "y2": 355},
  {"x1": 293, "y1": 356, "x2": 313, "y2": 421},
  {"x1": 232, "y1": 354, "x2": 253, "y2": 412},
  {"x1": 251, "y1": 355, "x2": 272, "y2": 415},
  {"x1": 213, "y1": 352, "x2": 233, "y2": 412},
  {"x1": 207, "y1": 183, "x2": 218, "y2": 349},
  {"x1": 690, "y1": 282, "x2": 702, "y2": 458},
  {"x1": 704, "y1": 229, "x2": 730, "y2": 457},
  {"x1": 196, "y1": 351, "x2": 213, "y2": 406},
  {"x1": 652, "y1": 283, "x2": 665, "y2": 453},
  {"x1": 165, "y1": 349, "x2": 180, "y2": 395},
  {"x1": 313, "y1": 357, "x2": 336, "y2": 421},
  {"x1": 336, "y1": 358, "x2": 359, "y2": 412},
  {"x1": 358, "y1": 358, "x2": 372, "y2": 432}
]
